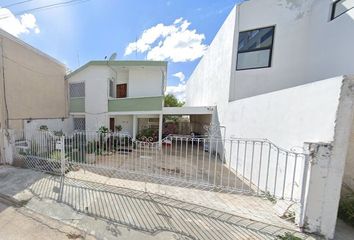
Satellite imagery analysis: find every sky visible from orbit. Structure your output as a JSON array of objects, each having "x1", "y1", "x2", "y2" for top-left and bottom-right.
[{"x1": 0, "y1": 0, "x2": 242, "y2": 101}]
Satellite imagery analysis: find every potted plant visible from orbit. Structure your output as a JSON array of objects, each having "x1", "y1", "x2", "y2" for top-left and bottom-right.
[{"x1": 115, "y1": 125, "x2": 122, "y2": 132}]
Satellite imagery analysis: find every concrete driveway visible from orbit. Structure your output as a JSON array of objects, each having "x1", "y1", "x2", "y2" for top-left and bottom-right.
[{"x1": 0, "y1": 166, "x2": 312, "y2": 240}]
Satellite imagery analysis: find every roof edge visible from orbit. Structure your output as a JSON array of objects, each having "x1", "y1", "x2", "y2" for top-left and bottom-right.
[{"x1": 66, "y1": 60, "x2": 168, "y2": 78}]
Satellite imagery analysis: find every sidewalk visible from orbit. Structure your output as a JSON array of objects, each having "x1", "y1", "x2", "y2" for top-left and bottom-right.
[
  {"x1": 0, "y1": 166, "x2": 314, "y2": 239},
  {"x1": 0, "y1": 202, "x2": 94, "y2": 240}
]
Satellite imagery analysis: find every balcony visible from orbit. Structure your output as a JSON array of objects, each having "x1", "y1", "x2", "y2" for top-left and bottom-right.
[
  {"x1": 108, "y1": 96, "x2": 163, "y2": 112},
  {"x1": 70, "y1": 97, "x2": 85, "y2": 113}
]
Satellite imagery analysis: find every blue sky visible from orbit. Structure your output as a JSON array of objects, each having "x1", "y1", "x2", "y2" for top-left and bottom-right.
[{"x1": 0, "y1": 0, "x2": 242, "y2": 100}]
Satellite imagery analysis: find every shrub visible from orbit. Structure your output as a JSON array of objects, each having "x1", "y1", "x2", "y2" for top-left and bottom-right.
[
  {"x1": 277, "y1": 232, "x2": 302, "y2": 240},
  {"x1": 39, "y1": 125, "x2": 48, "y2": 131},
  {"x1": 115, "y1": 125, "x2": 122, "y2": 132},
  {"x1": 338, "y1": 193, "x2": 354, "y2": 226},
  {"x1": 136, "y1": 128, "x2": 158, "y2": 142}
]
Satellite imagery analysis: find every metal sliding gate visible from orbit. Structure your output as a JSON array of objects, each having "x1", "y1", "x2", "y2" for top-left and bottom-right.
[{"x1": 10, "y1": 130, "x2": 309, "y2": 202}]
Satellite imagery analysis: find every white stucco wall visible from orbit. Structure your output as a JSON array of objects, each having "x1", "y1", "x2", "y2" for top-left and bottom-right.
[
  {"x1": 344, "y1": 118, "x2": 354, "y2": 191},
  {"x1": 128, "y1": 68, "x2": 164, "y2": 97},
  {"x1": 223, "y1": 0, "x2": 354, "y2": 100},
  {"x1": 186, "y1": 1, "x2": 354, "y2": 236},
  {"x1": 68, "y1": 65, "x2": 114, "y2": 131},
  {"x1": 113, "y1": 115, "x2": 133, "y2": 136}
]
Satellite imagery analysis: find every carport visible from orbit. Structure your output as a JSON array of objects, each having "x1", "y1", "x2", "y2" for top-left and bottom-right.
[{"x1": 162, "y1": 106, "x2": 215, "y2": 138}]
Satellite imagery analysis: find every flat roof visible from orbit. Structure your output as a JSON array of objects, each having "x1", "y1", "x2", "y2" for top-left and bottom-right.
[
  {"x1": 66, "y1": 60, "x2": 168, "y2": 78},
  {"x1": 163, "y1": 106, "x2": 214, "y2": 115}
]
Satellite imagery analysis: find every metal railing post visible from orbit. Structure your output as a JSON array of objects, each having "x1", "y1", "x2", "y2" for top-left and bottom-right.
[{"x1": 60, "y1": 135, "x2": 65, "y2": 176}]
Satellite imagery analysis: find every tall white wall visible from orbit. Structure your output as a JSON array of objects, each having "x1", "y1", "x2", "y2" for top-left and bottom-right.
[
  {"x1": 186, "y1": 0, "x2": 354, "y2": 237},
  {"x1": 185, "y1": 5, "x2": 236, "y2": 109},
  {"x1": 223, "y1": 0, "x2": 354, "y2": 100}
]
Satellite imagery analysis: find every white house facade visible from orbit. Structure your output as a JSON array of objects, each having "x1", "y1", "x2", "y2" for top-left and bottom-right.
[
  {"x1": 186, "y1": 0, "x2": 354, "y2": 238},
  {"x1": 66, "y1": 60, "x2": 167, "y2": 141}
]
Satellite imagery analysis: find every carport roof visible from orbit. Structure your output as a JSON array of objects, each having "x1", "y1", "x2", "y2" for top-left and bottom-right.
[{"x1": 162, "y1": 106, "x2": 214, "y2": 115}]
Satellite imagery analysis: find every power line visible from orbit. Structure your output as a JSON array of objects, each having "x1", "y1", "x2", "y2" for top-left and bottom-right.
[
  {"x1": 0, "y1": 0, "x2": 90, "y2": 20},
  {"x1": 1, "y1": 0, "x2": 35, "y2": 9}
]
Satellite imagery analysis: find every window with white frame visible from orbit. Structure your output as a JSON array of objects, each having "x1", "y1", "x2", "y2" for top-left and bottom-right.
[
  {"x1": 331, "y1": 0, "x2": 354, "y2": 20},
  {"x1": 73, "y1": 117, "x2": 85, "y2": 131},
  {"x1": 69, "y1": 82, "x2": 85, "y2": 98},
  {"x1": 236, "y1": 26, "x2": 275, "y2": 70}
]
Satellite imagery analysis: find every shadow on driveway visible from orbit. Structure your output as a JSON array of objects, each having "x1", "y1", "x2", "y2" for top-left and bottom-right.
[{"x1": 26, "y1": 174, "x2": 308, "y2": 240}]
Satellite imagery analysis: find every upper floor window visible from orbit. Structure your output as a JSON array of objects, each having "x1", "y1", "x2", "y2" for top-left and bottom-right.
[
  {"x1": 109, "y1": 80, "x2": 115, "y2": 98},
  {"x1": 116, "y1": 83, "x2": 127, "y2": 98},
  {"x1": 69, "y1": 82, "x2": 85, "y2": 98},
  {"x1": 331, "y1": 0, "x2": 354, "y2": 20},
  {"x1": 236, "y1": 26, "x2": 275, "y2": 71}
]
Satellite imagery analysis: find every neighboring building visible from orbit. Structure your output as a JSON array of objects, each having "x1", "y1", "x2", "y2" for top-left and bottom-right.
[
  {"x1": 66, "y1": 60, "x2": 167, "y2": 141},
  {"x1": 0, "y1": 29, "x2": 67, "y2": 163},
  {"x1": 63, "y1": 60, "x2": 214, "y2": 142},
  {"x1": 186, "y1": 0, "x2": 354, "y2": 238}
]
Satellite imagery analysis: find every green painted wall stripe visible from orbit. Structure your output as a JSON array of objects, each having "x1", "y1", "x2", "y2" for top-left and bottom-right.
[
  {"x1": 70, "y1": 98, "x2": 85, "y2": 112},
  {"x1": 108, "y1": 96, "x2": 163, "y2": 112},
  {"x1": 67, "y1": 60, "x2": 167, "y2": 78}
]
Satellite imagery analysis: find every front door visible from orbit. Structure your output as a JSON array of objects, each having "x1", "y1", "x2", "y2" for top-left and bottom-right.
[
  {"x1": 109, "y1": 118, "x2": 115, "y2": 132},
  {"x1": 116, "y1": 84, "x2": 127, "y2": 98}
]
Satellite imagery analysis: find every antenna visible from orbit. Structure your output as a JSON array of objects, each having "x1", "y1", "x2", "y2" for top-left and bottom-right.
[{"x1": 108, "y1": 52, "x2": 117, "y2": 61}]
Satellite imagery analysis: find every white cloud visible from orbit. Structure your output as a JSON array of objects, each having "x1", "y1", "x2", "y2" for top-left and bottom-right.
[
  {"x1": 124, "y1": 18, "x2": 208, "y2": 62},
  {"x1": 173, "y1": 72, "x2": 185, "y2": 83},
  {"x1": 166, "y1": 83, "x2": 186, "y2": 102},
  {"x1": 0, "y1": 8, "x2": 40, "y2": 36}
]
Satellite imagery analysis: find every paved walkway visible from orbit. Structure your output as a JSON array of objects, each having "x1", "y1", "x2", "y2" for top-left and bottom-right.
[
  {"x1": 334, "y1": 220, "x2": 354, "y2": 240},
  {"x1": 0, "y1": 202, "x2": 95, "y2": 240},
  {"x1": 0, "y1": 166, "x2": 313, "y2": 239}
]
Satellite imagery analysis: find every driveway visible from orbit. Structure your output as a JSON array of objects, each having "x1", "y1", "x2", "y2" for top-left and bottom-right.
[{"x1": 0, "y1": 166, "x2": 312, "y2": 240}]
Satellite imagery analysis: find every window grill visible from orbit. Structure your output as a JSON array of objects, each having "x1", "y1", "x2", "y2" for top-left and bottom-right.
[
  {"x1": 73, "y1": 118, "x2": 85, "y2": 130},
  {"x1": 70, "y1": 82, "x2": 85, "y2": 98}
]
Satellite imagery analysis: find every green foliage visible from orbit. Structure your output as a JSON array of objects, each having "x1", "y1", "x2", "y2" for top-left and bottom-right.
[
  {"x1": 264, "y1": 191, "x2": 277, "y2": 204},
  {"x1": 136, "y1": 128, "x2": 158, "y2": 142},
  {"x1": 276, "y1": 232, "x2": 302, "y2": 240},
  {"x1": 39, "y1": 125, "x2": 48, "y2": 131},
  {"x1": 53, "y1": 130, "x2": 64, "y2": 137},
  {"x1": 50, "y1": 150, "x2": 61, "y2": 161},
  {"x1": 65, "y1": 133, "x2": 86, "y2": 163},
  {"x1": 98, "y1": 126, "x2": 109, "y2": 134},
  {"x1": 338, "y1": 193, "x2": 354, "y2": 226},
  {"x1": 164, "y1": 94, "x2": 184, "y2": 107},
  {"x1": 115, "y1": 125, "x2": 122, "y2": 132}
]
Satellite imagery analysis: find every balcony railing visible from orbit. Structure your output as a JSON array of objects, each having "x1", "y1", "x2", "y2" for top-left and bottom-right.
[{"x1": 108, "y1": 96, "x2": 163, "y2": 112}]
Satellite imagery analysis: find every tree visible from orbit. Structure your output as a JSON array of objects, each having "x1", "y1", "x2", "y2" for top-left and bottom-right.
[{"x1": 164, "y1": 94, "x2": 184, "y2": 107}]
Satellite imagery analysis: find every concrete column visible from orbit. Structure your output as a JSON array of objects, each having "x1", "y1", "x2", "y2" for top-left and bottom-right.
[
  {"x1": 301, "y1": 76, "x2": 354, "y2": 239},
  {"x1": 158, "y1": 114, "x2": 163, "y2": 146},
  {"x1": 132, "y1": 115, "x2": 137, "y2": 140}
]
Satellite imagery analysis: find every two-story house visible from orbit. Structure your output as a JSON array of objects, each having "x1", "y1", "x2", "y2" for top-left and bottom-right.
[{"x1": 66, "y1": 60, "x2": 167, "y2": 141}]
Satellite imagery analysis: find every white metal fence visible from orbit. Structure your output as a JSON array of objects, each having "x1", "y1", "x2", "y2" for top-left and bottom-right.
[{"x1": 9, "y1": 129, "x2": 309, "y2": 202}]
